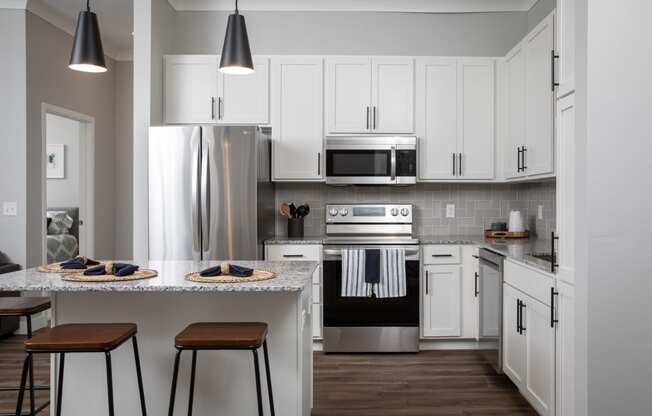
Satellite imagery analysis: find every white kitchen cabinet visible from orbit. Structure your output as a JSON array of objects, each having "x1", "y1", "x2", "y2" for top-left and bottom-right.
[
  {"x1": 556, "y1": 0, "x2": 575, "y2": 97},
  {"x1": 422, "y1": 264, "x2": 462, "y2": 337},
  {"x1": 271, "y1": 57, "x2": 324, "y2": 181},
  {"x1": 326, "y1": 56, "x2": 414, "y2": 134},
  {"x1": 524, "y1": 13, "x2": 555, "y2": 176},
  {"x1": 556, "y1": 94, "x2": 575, "y2": 285},
  {"x1": 461, "y1": 246, "x2": 480, "y2": 339},
  {"x1": 502, "y1": 43, "x2": 527, "y2": 179},
  {"x1": 417, "y1": 58, "x2": 494, "y2": 180},
  {"x1": 164, "y1": 55, "x2": 218, "y2": 124},
  {"x1": 555, "y1": 280, "x2": 575, "y2": 416},
  {"x1": 503, "y1": 283, "x2": 527, "y2": 386},
  {"x1": 217, "y1": 56, "x2": 269, "y2": 124}
]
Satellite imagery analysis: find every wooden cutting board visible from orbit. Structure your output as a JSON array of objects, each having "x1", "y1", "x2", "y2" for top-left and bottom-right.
[{"x1": 484, "y1": 230, "x2": 529, "y2": 239}]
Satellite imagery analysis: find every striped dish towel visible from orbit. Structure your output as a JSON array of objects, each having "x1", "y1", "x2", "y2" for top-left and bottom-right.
[
  {"x1": 341, "y1": 249, "x2": 373, "y2": 297},
  {"x1": 376, "y1": 248, "x2": 407, "y2": 298}
]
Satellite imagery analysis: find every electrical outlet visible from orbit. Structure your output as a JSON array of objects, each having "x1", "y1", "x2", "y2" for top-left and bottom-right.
[
  {"x1": 3, "y1": 202, "x2": 17, "y2": 216},
  {"x1": 538, "y1": 205, "x2": 544, "y2": 220},
  {"x1": 446, "y1": 204, "x2": 455, "y2": 218}
]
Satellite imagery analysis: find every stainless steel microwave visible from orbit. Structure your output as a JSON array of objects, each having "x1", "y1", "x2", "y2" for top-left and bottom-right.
[{"x1": 325, "y1": 136, "x2": 417, "y2": 185}]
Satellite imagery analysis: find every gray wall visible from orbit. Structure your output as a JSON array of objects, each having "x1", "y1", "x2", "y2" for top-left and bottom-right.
[
  {"x1": 0, "y1": 9, "x2": 27, "y2": 265},
  {"x1": 527, "y1": 0, "x2": 556, "y2": 31},
  {"x1": 172, "y1": 11, "x2": 528, "y2": 56},
  {"x1": 274, "y1": 181, "x2": 555, "y2": 238},
  {"x1": 26, "y1": 12, "x2": 117, "y2": 266},
  {"x1": 115, "y1": 61, "x2": 134, "y2": 259},
  {"x1": 46, "y1": 113, "x2": 80, "y2": 208}
]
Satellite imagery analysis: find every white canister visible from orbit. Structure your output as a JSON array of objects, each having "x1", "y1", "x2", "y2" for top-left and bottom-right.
[{"x1": 508, "y1": 210, "x2": 525, "y2": 232}]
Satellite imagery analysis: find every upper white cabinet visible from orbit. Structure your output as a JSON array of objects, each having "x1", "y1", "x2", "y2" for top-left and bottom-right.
[
  {"x1": 271, "y1": 56, "x2": 324, "y2": 181},
  {"x1": 216, "y1": 56, "x2": 269, "y2": 124},
  {"x1": 164, "y1": 55, "x2": 218, "y2": 124},
  {"x1": 326, "y1": 57, "x2": 414, "y2": 134},
  {"x1": 556, "y1": 0, "x2": 575, "y2": 97},
  {"x1": 417, "y1": 58, "x2": 495, "y2": 180},
  {"x1": 500, "y1": 12, "x2": 556, "y2": 179},
  {"x1": 524, "y1": 13, "x2": 555, "y2": 177}
]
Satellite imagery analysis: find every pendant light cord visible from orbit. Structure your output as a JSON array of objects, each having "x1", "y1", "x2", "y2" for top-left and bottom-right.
[
  {"x1": 86, "y1": 0, "x2": 90, "y2": 12},
  {"x1": 235, "y1": 0, "x2": 239, "y2": 14}
]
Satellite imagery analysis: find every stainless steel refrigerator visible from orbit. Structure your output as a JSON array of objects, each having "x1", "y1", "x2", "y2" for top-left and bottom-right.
[{"x1": 148, "y1": 125, "x2": 275, "y2": 261}]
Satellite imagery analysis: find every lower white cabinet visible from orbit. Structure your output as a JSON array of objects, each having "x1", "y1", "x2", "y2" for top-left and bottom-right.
[
  {"x1": 555, "y1": 280, "x2": 575, "y2": 416},
  {"x1": 503, "y1": 280, "x2": 555, "y2": 416},
  {"x1": 462, "y1": 246, "x2": 480, "y2": 339},
  {"x1": 422, "y1": 264, "x2": 462, "y2": 337}
]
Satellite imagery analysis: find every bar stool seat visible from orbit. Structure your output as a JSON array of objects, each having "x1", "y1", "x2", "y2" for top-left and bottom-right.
[
  {"x1": 25, "y1": 323, "x2": 137, "y2": 352},
  {"x1": 175, "y1": 322, "x2": 268, "y2": 349},
  {"x1": 0, "y1": 297, "x2": 51, "y2": 315}
]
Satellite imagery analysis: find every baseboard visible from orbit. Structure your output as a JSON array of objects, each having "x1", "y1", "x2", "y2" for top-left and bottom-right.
[{"x1": 419, "y1": 338, "x2": 498, "y2": 350}]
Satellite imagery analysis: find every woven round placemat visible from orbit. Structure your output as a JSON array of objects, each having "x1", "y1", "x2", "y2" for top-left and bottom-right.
[
  {"x1": 185, "y1": 269, "x2": 275, "y2": 283},
  {"x1": 61, "y1": 269, "x2": 158, "y2": 282},
  {"x1": 37, "y1": 262, "x2": 104, "y2": 274}
]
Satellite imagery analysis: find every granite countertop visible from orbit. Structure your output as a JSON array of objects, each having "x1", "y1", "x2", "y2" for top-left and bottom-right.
[{"x1": 0, "y1": 260, "x2": 318, "y2": 293}]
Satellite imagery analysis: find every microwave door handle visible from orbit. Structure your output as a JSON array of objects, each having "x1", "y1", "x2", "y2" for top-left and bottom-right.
[{"x1": 390, "y1": 146, "x2": 396, "y2": 181}]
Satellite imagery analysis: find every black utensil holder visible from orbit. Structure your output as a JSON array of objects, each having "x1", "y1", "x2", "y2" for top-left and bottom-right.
[{"x1": 287, "y1": 218, "x2": 304, "y2": 238}]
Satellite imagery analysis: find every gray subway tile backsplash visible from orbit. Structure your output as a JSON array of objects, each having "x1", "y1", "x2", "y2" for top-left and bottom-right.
[{"x1": 274, "y1": 180, "x2": 556, "y2": 238}]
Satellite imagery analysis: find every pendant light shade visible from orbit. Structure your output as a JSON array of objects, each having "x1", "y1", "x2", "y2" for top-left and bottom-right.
[
  {"x1": 219, "y1": 0, "x2": 254, "y2": 75},
  {"x1": 69, "y1": 0, "x2": 107, "y2": 73}
]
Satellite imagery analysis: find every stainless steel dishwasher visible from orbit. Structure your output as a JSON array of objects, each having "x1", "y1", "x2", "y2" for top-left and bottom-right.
[{"x1": 478, "y1": 248, "x2": 505, "y2": 373}]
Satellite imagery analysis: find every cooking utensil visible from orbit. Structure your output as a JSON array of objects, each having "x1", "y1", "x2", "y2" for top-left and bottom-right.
[
  {"x1": 289, "y1": 203, "x2": 297, "y2": 218},
  {"x1": 280, "y1": 203, "x2": 291, "y2": 218},
  {"x1": 296, "y1": 205, "x2": 308, "y2": 218}
]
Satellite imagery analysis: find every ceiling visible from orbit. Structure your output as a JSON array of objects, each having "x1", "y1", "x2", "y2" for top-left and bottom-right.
[
  {"x1": 27, "y1": 0, "x2": 133, "y2": 60},
  {"x1": 168, "y1": 0, "x2": 539, "y2": 13}
]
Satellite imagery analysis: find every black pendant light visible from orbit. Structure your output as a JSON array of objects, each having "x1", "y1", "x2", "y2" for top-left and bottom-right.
[
  {"x1": 219, "y1": 0, "x2": 254, "y2": 75},
  {"x1": 69, "y1": 0, "x2": 107, "y2": 73}
]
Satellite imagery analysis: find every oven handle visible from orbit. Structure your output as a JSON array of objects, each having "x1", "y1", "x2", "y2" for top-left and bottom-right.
[
  {"x1": 323, "y1": 247, "x2": 421, "y2": 258},
  {"x1": 390, "y1": 146, "x2": 397, "y2": 181}
]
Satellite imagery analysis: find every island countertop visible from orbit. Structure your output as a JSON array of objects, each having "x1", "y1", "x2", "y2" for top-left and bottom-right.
[{"x1": 0, "y1": 260, "x2": 318, "y2": 292}]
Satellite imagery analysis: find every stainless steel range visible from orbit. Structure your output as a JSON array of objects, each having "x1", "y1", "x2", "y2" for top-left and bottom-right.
[{"x1": 322, "y1": 204, "x2": 420, "y2": 353}]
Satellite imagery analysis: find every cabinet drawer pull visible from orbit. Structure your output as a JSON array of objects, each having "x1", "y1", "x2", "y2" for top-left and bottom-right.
[
  {"x1": 452, "y1": 153, "x2": 456, "y2": 176},
  {"x1": 516, "y1": 299, "x2": 521, "y2": 334},
  {"x1": 474, "y1": 272, "x2": 479, "y2": 297},
  {"x1": 283, "y1": 254, "x2": 305, "y2": 258},
  {"x1": 550, "y1": 287, "x2": 559, "y2": 328},
  {"x1": 366, "y1": 106, "x2": 370, "y2": 130},
  {"x1": 551, "y1": 50, "x2": 560, "y2": 91},
  {"x1": 425, "y1": 270, "x2": 429, "y2": 295},
  {"x1": 211, "y1": 96, "x2": 216, "y2": 120},
  {"x1": 431, "y1": 254, "x2": 453, "y2": 258}
]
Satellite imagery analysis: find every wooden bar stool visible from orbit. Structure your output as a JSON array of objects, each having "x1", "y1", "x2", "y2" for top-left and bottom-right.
[
  {"x1": 14, "y1": 323, "x2": 147, "y2": 416},
  {"x1": 0, "y1": 297, "x2": 51, "y2": 416},
  {"x1": 168, "y1": 322, "x2": 275, "y2": 416}
]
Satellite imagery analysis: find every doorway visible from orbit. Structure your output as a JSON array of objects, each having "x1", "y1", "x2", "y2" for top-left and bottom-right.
[{"x1": 41, "y1": 104, "x2": 95, "y2": 264}]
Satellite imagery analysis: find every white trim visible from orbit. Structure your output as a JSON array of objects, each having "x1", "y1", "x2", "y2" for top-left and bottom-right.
[
  {"x1": 41, "y1": 103, "x2": 96, "y2": 263},
  {"x1": 25, "y1": 0, "x2": 127, "y2": 60},
  {"x1": 168, "y1": 0, "x2": 539, "y2": 13},
  {"x1": 419, "y1": 339, "x2": 498, "y2": 350}
]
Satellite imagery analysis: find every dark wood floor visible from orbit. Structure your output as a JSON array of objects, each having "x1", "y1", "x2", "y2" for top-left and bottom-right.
[{"x1": 1, "y1": 333, "x2": 535, "y2": 415}]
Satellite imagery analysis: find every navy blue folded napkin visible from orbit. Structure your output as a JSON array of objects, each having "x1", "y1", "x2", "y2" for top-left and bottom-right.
[
  {"x1": 83, "y1": 263, "x2": 139, "y2": 276},
  {"x1": 365, "y1": 249, "x2": 381, "y2": 284},
  {"x1": 84, "y1": 265, "x2": 106, "y2": 275},
  {"x1": 61, "y1": 256, "x2": 101, "y2": 269},
  {"x1": 199, "y1": 264, "x2": 253, "y2": 278}
]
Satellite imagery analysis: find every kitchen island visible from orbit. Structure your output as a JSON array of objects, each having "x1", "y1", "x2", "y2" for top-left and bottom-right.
[{"x1": 0, "y1": 260, "x2": 317, "y2": 416}]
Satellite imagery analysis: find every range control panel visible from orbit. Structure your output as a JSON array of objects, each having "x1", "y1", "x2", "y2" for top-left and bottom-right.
[{"x1": 325, "y1": 204, "x2": 413, "y2": 224}]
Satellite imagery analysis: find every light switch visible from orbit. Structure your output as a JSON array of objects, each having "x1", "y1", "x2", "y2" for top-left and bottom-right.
[
  {"x1": 446, "y1": 204, "x2": 455, "y2": 218},
  {"x1": 3, "y1": 202, "x2": 17, "y2": 216}
]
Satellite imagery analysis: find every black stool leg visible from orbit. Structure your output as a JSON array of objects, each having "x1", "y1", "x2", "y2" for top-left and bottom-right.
[
  {"x1": 14, "y1": 353, "x2": 31, "y2": 416},
  {"x1": 26, "y1": 316, "x2": 34, "y2": 416},
  {"x1": 132, "y1": 336, "x2": 147, "y2": 416},
  {"x1": 105, "y1": 352, "x2": 115, "y2": 416},
  {"x1": 55, "y1": 353, "x2": 65, "y2": 416},
  {"x1": 187, "y1": 350, "x2": 197, "y2": 416},
  {"x1": 168, "y1": 350, "x2": 182, "y2": 416},
  {"x1": 252, "y1": 349, "x2": 263, "y2": 416},
  {"x1": 262, "y1": 341, "x2": 275, "y2": 416}
]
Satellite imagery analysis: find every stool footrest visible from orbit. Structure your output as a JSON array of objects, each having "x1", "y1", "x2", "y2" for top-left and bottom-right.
[{"x1": 0, "y1": 385, "x2": 50, "y2": 391}]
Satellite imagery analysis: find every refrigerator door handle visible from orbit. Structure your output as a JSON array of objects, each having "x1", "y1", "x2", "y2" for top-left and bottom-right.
[
  {"x1": 200, "y1": 137, "x2": 211, "y2": 253},
  {"x1": 191, "y1": 131, "x2": 201, "y2": 252}
]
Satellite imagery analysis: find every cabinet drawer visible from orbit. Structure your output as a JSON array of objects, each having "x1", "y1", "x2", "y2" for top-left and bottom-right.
[
  {"x1": 422, "y1": 245, "x2": 461, "y2": 264},
  {"x1": 265, "y1": 244, "x2": 321, "y2": 261},
  {"x1": 504, "y1": 259, "x2": 554, "y2": 305}
]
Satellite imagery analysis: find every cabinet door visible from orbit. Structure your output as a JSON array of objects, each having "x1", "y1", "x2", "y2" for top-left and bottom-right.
[
  {"x1": 164, "y1": 55, "x2": 218, "y2": 124},
  {"x1": 556, "y1": 94, "x2": 575, "y2": 285},
  {"x1": 416, "y1": 58, "x2": 458, "y2": 180},
  {"x1": 271, "y1": 57, "x2": 324, "y2": 181},
  {"x1": 503, "y1": 45, "x2": 527, "y2": 179},
  {"x1": 502, "y1": 283, "x2": 527, "y2": 386},
  {"x1": 422, "y1": 265, "x2": 462, "y2": 337},
  {"x1": 217, "y1": 56, "x2": 269, "y2": 123},
  {"x1": 556, "y1": 0, "x2": 575, "y2": 97},
  {"x1": 461, "y1": 246, "x2": 480, "y2": 339},
  {"x1": 525, "y1": 14, "x2": 555, "y2": 176},
  {"x1": 523, "y1": 294, "x2": 555, "y2": 416},
  {"x1": 459, "y1": 59, "x2": 495, "y2": 179},
  {"x1": 326, "y1": 57, "x2": 372, "y2": 133},
  {"x1": 371, "y1": 57, "x2": 414, "y2": 133},
  {"x1": 555, "y1": 281, "x2": 575, "y2": 416}
]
